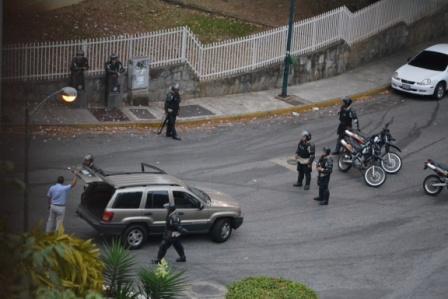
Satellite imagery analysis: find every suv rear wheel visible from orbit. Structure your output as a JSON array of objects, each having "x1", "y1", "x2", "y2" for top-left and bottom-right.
[
  {"x1": 210, "y1": 218, "x2": 232, "y2": 243},
  {"x1": 122, "y1": 224, "x2": 147, "y2": 250}
]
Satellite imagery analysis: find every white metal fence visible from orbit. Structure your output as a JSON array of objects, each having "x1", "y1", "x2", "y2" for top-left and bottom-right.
[{"x1": 3, "y1": 0, "x2": 447, "y2": 81}]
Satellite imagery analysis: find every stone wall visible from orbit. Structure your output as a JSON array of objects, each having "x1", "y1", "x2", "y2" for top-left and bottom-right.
[{"x1": 2, "y1": 4, "x2": 448, "y2": 109}]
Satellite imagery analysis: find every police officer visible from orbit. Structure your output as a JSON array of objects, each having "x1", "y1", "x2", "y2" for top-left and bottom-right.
[
  {"x1": 293, "y1": 130, "x2": 315, "y2": 190},
  {"x1": 82, "y1": 154, "x2": 104, "y2": 175},
  {"x1": 314, "y1": 147, "x2": 333, "y2": 205},
  {"x1": 70, "y1": 49, "x2": 89, "y2": 90},
  {"x1": 333, "y1": 97, "x2": 359, "y2": 154},
  {"x1": 164, "y1": 84, "x2": 181, "y2": 140},
  {"x1": 105, "y1": 53, "x2": 125, "y2": 95},
  {"x1": 153, "y1": 203, "x2": 187, "y2": 263}
]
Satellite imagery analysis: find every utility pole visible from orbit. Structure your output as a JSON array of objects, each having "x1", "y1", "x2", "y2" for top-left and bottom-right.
[{"x1": 280, "y1": 0, "x2": 296, "y2": 98}]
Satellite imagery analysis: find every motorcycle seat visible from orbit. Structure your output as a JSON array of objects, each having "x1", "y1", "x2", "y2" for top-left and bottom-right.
[{"x1": 433, "y1": 161, "x2": 448, "y2": 171}]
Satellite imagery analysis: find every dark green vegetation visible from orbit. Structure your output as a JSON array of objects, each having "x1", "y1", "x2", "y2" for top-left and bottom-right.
[{"x1": 226, "y1": 276, "x2": 318, "y2": 299}]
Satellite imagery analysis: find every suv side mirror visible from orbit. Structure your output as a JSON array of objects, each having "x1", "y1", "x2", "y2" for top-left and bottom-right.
[{"x1": 198, "y1": 202, "x2": 204, "y2": 210}]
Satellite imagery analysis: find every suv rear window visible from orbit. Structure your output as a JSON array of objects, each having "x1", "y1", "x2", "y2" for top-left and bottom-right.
[
  {"x1": 146, "y1": 191, "x2": 169, "y2": 209},
  {"x1": 113, "y1": 192, "x2": 142, "y2": 209}
]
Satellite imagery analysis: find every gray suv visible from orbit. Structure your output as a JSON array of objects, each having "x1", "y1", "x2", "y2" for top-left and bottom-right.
[{"x1": 76, "y1": 163, "x2": 243, "y2": 249}]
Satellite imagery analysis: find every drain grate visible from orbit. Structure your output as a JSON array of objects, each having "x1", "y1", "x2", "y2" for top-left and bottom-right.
[
  {"x1": 129, "y1": 108, "x2": 156, "y2": 120},
  {"x1": 89, "y1": 108, "x2": 129, "y2": 122},
  {"x1": 179, "y1": 105, "x2": 214, "y2": 118},
  {"x1": 276, "y1": 95, "x2": 306, "y2": 106}
]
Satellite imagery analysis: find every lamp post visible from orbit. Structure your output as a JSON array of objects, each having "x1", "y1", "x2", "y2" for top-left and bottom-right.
[
  {"x1": 280, "y1": 0, "x2": 297, "y2": 98},
  {"x1": 23, "y1": 87, "x2": 77, "y2": 232}
]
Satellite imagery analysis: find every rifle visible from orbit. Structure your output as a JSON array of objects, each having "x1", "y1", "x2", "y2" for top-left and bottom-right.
[{"x1": 157, "y1": 115, "x2": 168, "y2": 135}]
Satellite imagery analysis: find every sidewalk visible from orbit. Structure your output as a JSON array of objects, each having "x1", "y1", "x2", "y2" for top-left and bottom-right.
[{"x1": 27, "y1": 35, "x2": 447, "y2": 128}]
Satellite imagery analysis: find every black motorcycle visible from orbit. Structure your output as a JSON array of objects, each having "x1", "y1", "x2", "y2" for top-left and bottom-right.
[
  {"x1": 338, "y1": 131, "x2": 386, "y2": 187},
  {"x1": 423, "y1": 159, "x2": 448, "y2": 195},
  {"x1": 377, "y1": 122, "x2": 402, "y2": 174}
]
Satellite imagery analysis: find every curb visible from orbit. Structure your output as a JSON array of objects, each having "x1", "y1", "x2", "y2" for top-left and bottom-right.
[{"x1": 6, "y1": 85, "x2": 390, "y2": 131}]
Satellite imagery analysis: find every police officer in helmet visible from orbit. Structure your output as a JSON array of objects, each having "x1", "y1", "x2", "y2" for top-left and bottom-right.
[
  {"x1": 314, "y1": 147, "x2": 333, "y2": 205},
  {"x1": 70, "y1": 49, "x2": 89, "y2": 90},
  {"x1": 164, "y1": 83, "x2": 182, "y2": 140},
  {"x1": 105, "y1": 53, "x2": 125, "y2": 96},
  {"x1": 153, "y1": 203, "x2": 187, "y2": 263},
  {"x1": 333, "y1": 97, "x2": 359, "y2": 154},
  {"x1": 293, "y1": 130, "x2": 315, "y2": 190}
]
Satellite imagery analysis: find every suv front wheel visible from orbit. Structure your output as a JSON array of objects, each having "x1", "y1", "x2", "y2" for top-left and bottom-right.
[
  {"x1": 122, "y1": 224, "x2": 147, "y2": 250},
  {"x1": 210, "y1": 218, "x2": 232, "y2": 243}
]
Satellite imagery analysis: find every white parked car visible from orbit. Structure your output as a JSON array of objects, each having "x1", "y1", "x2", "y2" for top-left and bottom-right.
[{"x1": 391, "y1": 44, "x2": 448, "y2": 100}]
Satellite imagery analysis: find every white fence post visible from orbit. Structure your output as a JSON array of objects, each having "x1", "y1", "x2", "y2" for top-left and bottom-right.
[{"x1": 181, "y1": 27, "x2": 187, "y2": 63}]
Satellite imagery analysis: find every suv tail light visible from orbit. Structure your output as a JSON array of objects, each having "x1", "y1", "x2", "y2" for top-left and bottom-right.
[{"x1": 102, "y1": 211, "x2": 114, "y2": 222}]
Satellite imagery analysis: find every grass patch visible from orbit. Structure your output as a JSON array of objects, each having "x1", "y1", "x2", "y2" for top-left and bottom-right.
[
  {"x1": 180, "y1": 15, "x2": 260, "y2": 43},
  {"x1": 226, "y1": 276, "x2": 318, "y2": 299}
]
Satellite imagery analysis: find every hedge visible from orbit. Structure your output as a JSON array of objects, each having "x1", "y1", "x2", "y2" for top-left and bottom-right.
[{"x1": 226, "y1": 276, "x2": 318, "y2": 299}]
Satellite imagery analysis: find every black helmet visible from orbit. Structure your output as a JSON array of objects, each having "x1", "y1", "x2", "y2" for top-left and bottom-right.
[
  {"x1": 110, "y1": 53, "x2": 118, "y2": 60},
  {"x1": 323, "y1": 147, "x2": 331, "y2": 155},
  {"x1": 84, "y1": 153, "x2": 94, "y2": 162},
  {"x1": 76, "y1": 49, "x2": 85, "y2": 56},
  {"x1": 302, "y1": 130, "x2": 311, "y2": 141},
  {"x1": 172, "y1": 83, "x2": 180, "y2": 91},
  {"x1": 342, "y1": 97, "x2": 352, "y2": 107}
]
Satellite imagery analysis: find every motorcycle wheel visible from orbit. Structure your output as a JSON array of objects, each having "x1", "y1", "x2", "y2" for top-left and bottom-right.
[
  {"x1": 423, "y1": 174, "x2": 443, "y2": 196},
  {"x1": 381, "y1": 152, "x2": 402, "y2": 174},
  {"x1": 364, "y1": 165, "x2": 386, "y2": 187},
  {"x1": 338, "y1": 152, "x2": 352, "y2": 172}
]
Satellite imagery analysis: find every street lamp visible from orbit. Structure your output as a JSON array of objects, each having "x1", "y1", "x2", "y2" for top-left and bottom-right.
[
  {"x1": 23, "y1": 86, "x2": 77, "y2": 232},
  {"x1": 280, "y1": 0, "x2": 297, "y2": 98}
]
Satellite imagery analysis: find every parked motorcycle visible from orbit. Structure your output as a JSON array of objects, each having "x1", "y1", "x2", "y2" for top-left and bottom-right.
[
  {"x1": 423, "y1": 159, "x2": 448, "y2": 195},
  {"x1": 378, "y1": 122, "x2": 402, "y2": 174},
  {"x1": 338, "y1": 130, "x2": 387, "y2": 187},
  {"x1": 343, "y1": 123, "x2": 402, "y2": 174}
]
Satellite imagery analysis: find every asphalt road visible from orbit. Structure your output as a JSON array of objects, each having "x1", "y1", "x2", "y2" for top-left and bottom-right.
[{"x1": 3, "y1": 90, "x2": 448, "y2": 299}]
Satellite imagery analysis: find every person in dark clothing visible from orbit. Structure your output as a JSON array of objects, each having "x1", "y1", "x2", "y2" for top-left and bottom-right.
[
  {"x1": 333, "y1": 97, "x2": 359, "y2": 154},
  {"x1": 164, "y1": 84, "x2": 181, "y2": 140},
  {"x1": 293, "y1": 130, "x2": 315, "y2": 190},
  {"x1": 314, "y1": 147, "x2": 333, "y2": 205},
  {"x1": 70, "y1": 49, "x2": 89, "y2": 90},
  {"x1": 105, "y1": 53, "x2": 125, "y2": 96},
  {"x1": 153, "y1": 203, "x2": 187, "y2": 263},
  {"x1": 82, "y1": 154, "x2": 104, "y2": 175}
]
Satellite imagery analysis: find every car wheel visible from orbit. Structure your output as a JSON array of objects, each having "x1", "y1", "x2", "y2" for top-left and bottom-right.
[
  {"x1": 122, "y1": 224, "x2": 147, "y2": 250},
  {"x1": 433, "y1": 82, "x2": 446, "y2": 100},
  {"x1": 210, "y1": 218, "x2": 232, "y2": 243}
]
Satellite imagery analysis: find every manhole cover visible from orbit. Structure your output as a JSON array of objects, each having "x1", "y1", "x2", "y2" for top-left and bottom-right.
[
  {"x1": 129, "y1": 108, "x2": 156, "y2": 120},
  {"x1": 179, "y1": 105, "x2": 214, "y2": 118},
  {"x1": 89, "y1": 108, "x2": 129, "y2": 122}
]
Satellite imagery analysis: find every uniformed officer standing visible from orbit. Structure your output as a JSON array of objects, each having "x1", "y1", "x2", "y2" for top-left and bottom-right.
[
  {"x1": 153, "y1": 203, "x2": 187, "y2": 263},
  {"x1": 314, "y1": 147, "x2": 333, "y2": 205},
  {"x1": 105, "y1": 53, "x2": 125, "y2": 99},
  {"x1": 164, "y1": 84, "x2": 181, "y2": 140},
  {"x1": 70, "y1": 49, "x2": 89, "y2": 91},
  {"x1": 333, "y1": 97, "x2": 359, "y2": 154},
  {"x1": 293, "y1": 130, "x2": 315, "y2": 190}
]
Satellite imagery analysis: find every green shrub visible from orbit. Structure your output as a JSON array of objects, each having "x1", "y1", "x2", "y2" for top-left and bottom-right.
[
  {"x1": 226, "y1": 276, "x2": 318, "y2": 299},
  {"x1": 139, "y1": 259, "x2": 188, "y2": 299},
  {"x1": 102, "y1": 239, "x2": 137, "y2": 297}
]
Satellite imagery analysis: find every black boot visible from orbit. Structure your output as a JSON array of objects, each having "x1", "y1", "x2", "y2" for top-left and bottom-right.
[
  {"x1": 176, "y1": 256, "x2": 186, "y2": 262},
  {"x1": 314, "y1": 197, "x2": 322, "y2": 201},
  {"x1": 293, "y1": 182, "x2": 302, "y2": 187},
  {"x1": 319, "y1": 201, "x2": 328, "y2": 205},
  {"x1": 304, "y1": 185, "x2": 310, "y2": 190}
]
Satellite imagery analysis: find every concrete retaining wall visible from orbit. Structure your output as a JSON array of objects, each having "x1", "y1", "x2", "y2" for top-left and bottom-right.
[{"x1": 2, "y1": 5, "x2": 448, "y2": 109}]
